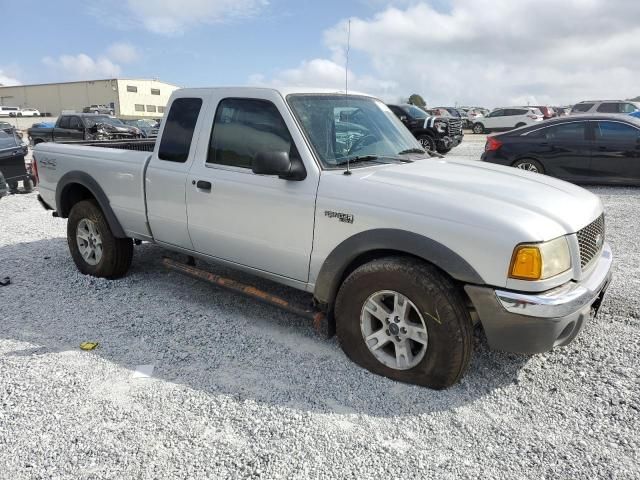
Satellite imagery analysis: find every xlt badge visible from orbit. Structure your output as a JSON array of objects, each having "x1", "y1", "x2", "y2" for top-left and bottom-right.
[{"x1": 324, "y1": 210, "x2": 354, "y2": 224}]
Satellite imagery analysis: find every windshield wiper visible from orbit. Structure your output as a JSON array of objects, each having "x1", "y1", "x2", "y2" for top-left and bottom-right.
[
  {"x1": 397, "y1": 148, "x2": 426, "y2": 155},
  {"x1": 334, "y1": 155, "x2": 387, "y2": 166}
]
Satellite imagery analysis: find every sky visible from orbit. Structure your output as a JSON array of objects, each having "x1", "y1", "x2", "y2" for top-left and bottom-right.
[{"x1": 1, "y1": 0, "x2": 639, "y2": 107}]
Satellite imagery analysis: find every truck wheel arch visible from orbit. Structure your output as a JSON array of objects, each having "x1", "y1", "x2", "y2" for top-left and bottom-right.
[
  {"x1": 313, "y1": 229, "x2": 484, "y2": 309},
  {"x1": 56, "y1": 171, "x2": 127, "y2": 238}
]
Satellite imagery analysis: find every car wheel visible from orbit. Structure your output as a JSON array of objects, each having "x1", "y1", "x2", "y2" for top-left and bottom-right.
[
  {"x1": 513, "y1": 158, "x2": 544, "y2": 174},
  {"x1": 67, "y1": 200, "x2": 133, "y2": 279},
  {"x1": 417, "y1": 135, "x2": 436, "y2": 152},
  {"x1": 514, "y1": 123, "x2": 526, "y2": 129},
  {"x1": 472, "y1": 123, "x2": 485, "y2": 134},
  {"x1": 22, "y1": 178, "x2": 34, "y2": 193},
  {"x1": 335, "y1": 256, "x2": 473, "y2": 389},
  {"x1": 17, "y1": 112, "x2": 22, "y2": 117}
]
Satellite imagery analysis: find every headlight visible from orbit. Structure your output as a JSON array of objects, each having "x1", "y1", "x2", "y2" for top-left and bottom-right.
[{"x1": 509, "y1": 236, "x2": 571, "y2": 280}]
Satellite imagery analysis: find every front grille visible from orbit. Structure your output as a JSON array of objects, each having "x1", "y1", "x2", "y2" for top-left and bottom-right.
[
  {"x1": 447, "y1": 119, "x2": 463, "y2": 136},
  {"x1": 576, "y1": 214, "x2": 605, "y2": 269}
]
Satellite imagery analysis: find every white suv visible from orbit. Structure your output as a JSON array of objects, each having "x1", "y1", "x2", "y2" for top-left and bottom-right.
[
  {"x1": 472, "y1": 107, "x2": 543, "y2": 133},
  {"x1": 571, "y1": 100, "x2": 640, "y2": 115}
]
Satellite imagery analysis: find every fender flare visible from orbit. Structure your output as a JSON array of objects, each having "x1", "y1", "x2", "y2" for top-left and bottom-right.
[
  {"x1": 56, "y1": 170, "x2": 127, "y2": 238},
  {"x1": 313, "y1": 228, "x2": 484, "y2": 306}
]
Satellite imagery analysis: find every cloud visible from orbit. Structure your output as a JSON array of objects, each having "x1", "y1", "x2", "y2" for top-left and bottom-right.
[
  {"x1": 248, "y1": 58, "x2": 399, "y2": 100},
  {"x1": 42, "y1": 54, "x2": 121, "y2": 79},
  {"x1": 106, "y1": 42, "x2": 138, "y2": 64},
  {"x1": 319, "y1": 0, "x2": 640, "y2": 106},
  {"x1": 92, "y1": 0, "x2": 269, "y2": 35},
  {"x1": 0, "y1": 68, "x2": 20, "y2": 86},
  {"x1": 41, "y1": 43, "x2": 140, "y2": 80}
]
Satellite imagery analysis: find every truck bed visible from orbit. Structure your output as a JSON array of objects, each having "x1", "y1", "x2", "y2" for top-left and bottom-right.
[{"x1": 35, "y1": 140, "x2": 154, "y2": 239}]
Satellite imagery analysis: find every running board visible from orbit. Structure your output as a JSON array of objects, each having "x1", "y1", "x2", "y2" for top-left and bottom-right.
[{"x1": 162, "y1": 257, "x2": 333, "y2": 338}]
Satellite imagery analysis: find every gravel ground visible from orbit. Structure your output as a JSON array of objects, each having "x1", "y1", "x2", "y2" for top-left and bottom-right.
[{"x1": 1, "y1": 138, "x2": 638, "y2": 479}]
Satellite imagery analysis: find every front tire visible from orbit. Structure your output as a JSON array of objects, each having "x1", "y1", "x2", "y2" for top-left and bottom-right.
[
  {"x1": 22, "y1": 178, "x2": 34, "y2": 193},
  {"x1": 417, "y1": 134, "x2": 436, "y2": 152},
  {"x1": 513, "y1": 158, "x2": 544, "y2": 174},
  {"x1": 472, "y1": 123, "x2": 485, "y2": 134},
  {"x1": 335, "y1": 256, "x2": 473, "y2": 389},
  {"x1": 67, "y1": 200, "x2": 133, "y2": 279}
]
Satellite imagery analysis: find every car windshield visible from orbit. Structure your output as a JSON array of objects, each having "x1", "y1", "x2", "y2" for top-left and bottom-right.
[
  {"x1": 287, "y1": 95, "x2": 423, "y2": 168},
  {"x1": 404, "y1": 105, "x2": 428, "y2": 119}
]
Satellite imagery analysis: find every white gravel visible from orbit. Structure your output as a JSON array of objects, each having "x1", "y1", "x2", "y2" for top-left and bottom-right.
[{"x1": 1, "y1": 138, "x2": 638, "y2": 479}]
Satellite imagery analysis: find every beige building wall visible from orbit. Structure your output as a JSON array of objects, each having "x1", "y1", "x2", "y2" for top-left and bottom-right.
[
  {"x1": 116, "y1": 79, "x2": 179, "y2": 118},
  {"x1": 0, "y1": 78, "x2": 179, "y2": 118}
]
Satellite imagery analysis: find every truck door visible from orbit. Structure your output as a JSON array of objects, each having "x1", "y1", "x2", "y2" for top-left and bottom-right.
[
  {"x1": 145, "y1": 95, "x2": 206, "y2": 250},
  {"x1": 185, "y1": 92, "x2": 319, "y2": 283},
  {"x1": 68, "y1": 116, "x2": 86, "y2": 140},
  {"x1": 53, "y1": 116, "x2": 71, "y2": 141}
]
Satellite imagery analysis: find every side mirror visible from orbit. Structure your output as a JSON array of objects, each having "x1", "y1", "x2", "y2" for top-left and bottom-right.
[
  {"x1": 252, "y1": 151, "x2": 306, "y2": 181},
  {"x1": 399, "y1": 115, "x2": 408, "y2": 122}
]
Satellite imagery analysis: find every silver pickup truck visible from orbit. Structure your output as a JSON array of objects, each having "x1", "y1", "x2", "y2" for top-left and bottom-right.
[{"x1": 34, "y1": 87, "x2": 612, "y2": 389}]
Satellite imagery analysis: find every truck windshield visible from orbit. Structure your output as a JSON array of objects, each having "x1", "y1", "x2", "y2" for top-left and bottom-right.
[{"x1": 287, "y1": 94, "x2": 423, "y2": 168}]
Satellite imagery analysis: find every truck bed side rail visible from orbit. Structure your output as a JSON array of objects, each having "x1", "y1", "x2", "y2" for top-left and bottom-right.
[{"x1": 56, "y1": 139, "x2": 156, "y2": 152}]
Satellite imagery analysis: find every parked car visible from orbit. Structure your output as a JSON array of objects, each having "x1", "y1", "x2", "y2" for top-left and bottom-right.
[
  {"x1": 461, "y1": 107, "x2": 485, "y2": 129},
  {"x1": 0, "y1": 106, "x2": 20, "y2": 117},
  {"x1": 28, "y1": 113, "x2": 141, "y2": 145},
  {"x1": 571, "y1": 100, "x2": 640, "y2": 115},
  {"x1": 387, "y1": 103, "x2": 464, "y2": 153},
  {"x1": 526, "y1": 106, "x2": 555, "y2": 120},
  {"x1": 34, "y1": 87, "x2": 612, "y2": 389},
  {"x1": 481, "y1": 114, "x2": 640, "y2": 185},
  {"x1": 554, "y1": 107, "x2": 571, "y2": 117},
  {"x1": 472, "y1": 107, "x2": 543, "y2": 134},
  {"x1": 121, "y1": 119, "x2": 159, "y2": 138},
  {"x1": 0, "y1": 121, "x2": 25, "y2": 141},
  {"x1": 0, "y1": 129, "x2": 34, "y2": 193},
  {"x1": 0, "y1": 170, "x2": 7, "y2": 199},
  {"x1": 82, "y1": 104, "x2": 114, "y2": 115},
  {"x1": 18, "y1": 108, "x2": 40, "y2": 117}
]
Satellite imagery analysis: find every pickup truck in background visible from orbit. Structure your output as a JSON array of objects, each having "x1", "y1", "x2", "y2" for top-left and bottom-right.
[
  {"x1": 34, "y1": 87, "x2": 612, "y2": 389},
  {"x1": 387, "y1": 104, "x2": 464, "y2": 154},
  {"x1": 28, "y1": 113, "x2": 141, "y2": 145}
]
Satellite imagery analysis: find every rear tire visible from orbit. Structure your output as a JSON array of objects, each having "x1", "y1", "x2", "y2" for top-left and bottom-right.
[
  {"x1": 22, "y1": 178, "x2": 34, "y2": 193},
  {"x1": 513, "y1": 158, "x2": 544, "y2": 174},
  {"x1": 67, "y1": 200, "x2": 133, "y2": 279},
  {"x1": 335, "y1": 256, "x2": 473, "y2": 389},
  {"x1": 472, "y1": 123, "x2": 485, "y2": 134}
]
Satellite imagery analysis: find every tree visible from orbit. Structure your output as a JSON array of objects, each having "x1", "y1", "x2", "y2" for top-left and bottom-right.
[{"x1": 408, "y1": 94, "x2": 426, "y2": 108}]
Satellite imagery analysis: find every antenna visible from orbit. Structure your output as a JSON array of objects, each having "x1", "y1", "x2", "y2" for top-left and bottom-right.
[{"x1": 344, "y1": 19, "x2": 352, "y2": 176}]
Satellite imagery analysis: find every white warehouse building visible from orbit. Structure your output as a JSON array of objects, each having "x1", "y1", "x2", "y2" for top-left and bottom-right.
[{"x1": 0, "y1": 78, "x2": 180, "y2": 118}]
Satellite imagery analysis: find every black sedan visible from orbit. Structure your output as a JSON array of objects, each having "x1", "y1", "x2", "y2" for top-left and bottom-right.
[{"x1": 481, "y1": 114, "x2": 640, "y2": 185}]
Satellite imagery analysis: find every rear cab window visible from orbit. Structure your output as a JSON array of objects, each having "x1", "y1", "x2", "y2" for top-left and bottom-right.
[{"x1": 158, "y1": 97, "x2": 203, "y2": 163}]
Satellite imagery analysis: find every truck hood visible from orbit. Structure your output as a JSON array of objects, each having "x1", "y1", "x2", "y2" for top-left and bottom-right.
[{"x1": 361, "y1": 156, "x2": 602, "y2": 237}]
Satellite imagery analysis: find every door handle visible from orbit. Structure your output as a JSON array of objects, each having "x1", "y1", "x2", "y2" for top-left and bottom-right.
[{"x1": 195, "y1": 180, "x2": 212, "y2": 191}]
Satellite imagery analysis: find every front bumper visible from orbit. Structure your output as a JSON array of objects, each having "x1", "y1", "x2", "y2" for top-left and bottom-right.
[{"x1": 465, "y1": 243, "x2": 612, "y2": 354}]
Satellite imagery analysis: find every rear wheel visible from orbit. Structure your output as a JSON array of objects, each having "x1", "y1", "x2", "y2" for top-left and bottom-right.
[
  {"x1": 417, "y1": 134, "x2": 436, "y2": 152},
  {"x1": 335, "y1": 256, "x2": 473, "y2": 389},
  {"x1": 513, "y1": 158, "x2": 544, "y2": 174},
  {"x1": 472, "y1": 123, "x2": 485, "y2": 134},
  {"x1": 67, "y1": 200, "x2": 133, "y2": 279},
  {"x1": 22, "y1": 178, "x2": 34, "y2": 193}
]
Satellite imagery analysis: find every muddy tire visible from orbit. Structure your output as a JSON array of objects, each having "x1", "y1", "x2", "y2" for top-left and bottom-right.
[
  {"x1": 67, "y1": 200, "x2": 133, "y2": 279},
  {"x1": 335, "y1": 256, "x2": 473, "y2": 389}
]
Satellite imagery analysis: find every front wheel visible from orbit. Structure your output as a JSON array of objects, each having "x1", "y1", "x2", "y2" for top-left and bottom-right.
[
  {"x1": 22, "y1": 178, "x2": 34, "y2": 193},
  {"x1": 335, "y1": 257, "x2": 473, "y2": 389},
  {"x1": 417, "y1": 135, "x2": 436, "y2": 152},
  {"x1": 67, "y1": 200, "x2": 133, "y2": 279},
  {"x1": 513, "y1": 158, "x2": 544, "y2": 174}
]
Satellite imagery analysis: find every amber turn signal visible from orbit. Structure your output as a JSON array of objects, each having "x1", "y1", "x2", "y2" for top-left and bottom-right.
[{"x1": 510, "y1": 246, "x2": 542, "y2": 280}]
